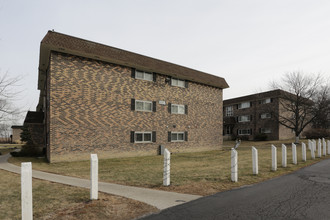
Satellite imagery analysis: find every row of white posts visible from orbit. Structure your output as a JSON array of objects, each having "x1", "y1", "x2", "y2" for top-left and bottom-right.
[
  {"x1": 308, "y1": 138, "x2": 330, "y2": 158},
  {"x1": 21, "y1": 150, "x2": 173, "y2": 220},
  {"x1": 21, "y1": 154, "x2": 99, "y2": 220},
  {"x1": 20, "y1": 139, "x2": 329, "y2": 218},
  {"x1": 231, "y1": 138, "x2": 329, "y2": 182}
]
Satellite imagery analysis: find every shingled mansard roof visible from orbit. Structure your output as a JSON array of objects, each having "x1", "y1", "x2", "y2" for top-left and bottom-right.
[
  {"x1": 223, "y1": 89, "x2": 301, "y2": 105},
  {"x1": 37, "y1": 31, "x2": 229, "y2": 90},
  {"x1": 24, "y1": 111, "x2": 44, "y2": 124}
]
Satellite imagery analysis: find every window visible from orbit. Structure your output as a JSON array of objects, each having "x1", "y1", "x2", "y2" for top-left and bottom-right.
[
  {"x1": 135, "y1": 132, "x2": 152, "y2": 142},
  {"x1": 168, "y1": 131, "x2": 187, "y2": 142},
  {"x1": 131, "y1": 99, "x2": 156, "y2": 112},
  {"x1": 135, "y1": 100, "x2": 152, "y2": 112},
  {"x1": 238, "y1": 115, "x2": 251, "y2": 122},
  {"x1": 225, "y1": 106, "x2": 233, "y2": 116},
  {"x1": 260, "y1": 128, "x2": 271, "y2": 134},
  {"x1": 238, "y1": 102, "x2": 251, "y2": 109},
  {"x1": 224, "y1": 126, "x2": 232, "y2": 135},
  {"x1": 171, "y1": 104, "x2": 185, "y2": 114},
  {"x1": 131, "y1": 131, "x2": 156, "y2": 143},
  {"x1": 260, "y1": 113, "x2": 271, "y2": 119},
  {"x1": 259, "y1": 98, "x2": 272, "y2": 104},
  {"x1": 135, "y1": 70, "x2": 153, "y2": 81},
  {"x1": 171, "y1": 132, "x2": 185, "y2": 142},
  {"x1": 171, "y1": 78, "x2": 185, "y2": 88},
  {"x1": 238, "y1": 129, "x2": 251, "y2": 135}
]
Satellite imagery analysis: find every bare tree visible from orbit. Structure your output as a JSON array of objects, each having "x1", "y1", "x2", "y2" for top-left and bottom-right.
[
  {"x1": 0, "y1": 71, "x2": 21, "y2": 133},
  {"x1": 313, "y1": 85, "x2": 330, "y2": 129},
  {"x1": 271, "y1": 71, "x2": 329, "y2": 143},
  {"x1": 0, "y1": 124, "x2": 11, "y2": 143}
]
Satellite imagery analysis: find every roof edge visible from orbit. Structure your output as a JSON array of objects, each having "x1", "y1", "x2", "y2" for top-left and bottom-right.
[
  {"x1": 224, "y1": 89, "x2": 285, "y2": 104},
  {"x1": 38, "y1": 30, "x2": 229, "y2": 90}
]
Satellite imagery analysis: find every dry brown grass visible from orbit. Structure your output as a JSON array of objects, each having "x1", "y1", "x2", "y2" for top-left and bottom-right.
[
  {"x1": 8, "y1": 139, "x2": 328, "y2": 196},
  {"x1": 0, "y1": 144, "x2": 22, "y2": 155},
  {"x1": 0, "y1": 169, "x2": 157, "y2": 219}
]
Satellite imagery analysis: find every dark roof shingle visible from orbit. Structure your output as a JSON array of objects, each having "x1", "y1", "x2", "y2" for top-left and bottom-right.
[
  {"x1": 223, "y1": 89, "x2": 298, "y2": 105},
  {"x1": 24, "y1": 111, "x2": 44, "y2": 124},
  {"x1": 38, "y1": 31, "x2": 229, "y2": 90}
]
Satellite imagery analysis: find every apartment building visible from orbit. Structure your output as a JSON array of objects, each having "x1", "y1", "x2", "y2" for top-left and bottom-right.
[
  {"x1": 223, "y1": 90, "x2": 296, "y2": 141},
  {"x1": 11, "y1": 125, "x2": 23, "y2": 144},
  {"x1": 29, "y1": 31, "x2": 229, "y2": 162}
]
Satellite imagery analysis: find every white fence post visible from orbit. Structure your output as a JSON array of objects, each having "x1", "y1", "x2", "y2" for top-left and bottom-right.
[
  {"x1": 252, "y1": 147, "x2": 258, "y2": 175},
  {"x1": 323, "y1": 138, "x2": 326, "y2": 156},
  {"x1": 318, "y1": 139, "x2": 322, "y2": 158},
  {"x1": 282, "y1": 144, "x2": 287, "y2": 168},
  {"x1": 90, "y1": 154, "x2": 98, "y2": 200},
  {"x1": 311, "y1": 140, "x2": 315, "y2": 159},
  {"x1": 292, "y1": 143, "x2": 297, "y2": 165},
  {"x1": 308, "y1": 139, "x2": 312, "y2": 151},
  {"x1": 231, "y1": 148, "x2": 238, "y2": 182},
  {"x1": 271, "y1": 145, "x2": 277, "y2": 171},
  {"x1": 163, "y1": 149, "x2": 171, "y2": 186},
  {"x1": 328, "y1": 140, "x2": 330, "y2": 155},
  {"x1": 302, "y1": 142, "x2": 306, "y2": 162},
  {"x1": 21, "y1": 162, "x2": 33, "y2": 220}
]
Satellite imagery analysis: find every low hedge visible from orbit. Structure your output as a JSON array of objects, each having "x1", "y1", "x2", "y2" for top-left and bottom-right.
[{"x1": 303, "y1": 128, "x2": 330, "y2": 139}]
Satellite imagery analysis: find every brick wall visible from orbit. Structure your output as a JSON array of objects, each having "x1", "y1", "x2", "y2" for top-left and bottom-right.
[
  {"x1": 254, "y1": 98, "x2": 280, "y2": 140},
  {"x1": 27, "y1": 123, "x2": 44, "y2": 153},
  {"x1": 224, "y1": 97, "x2": 282, "y2": 141},
  {"x1": 47, "y1": 52, "x2": 224, "y2": 162},
  {"x1": 232, "y1": 103, "x2": 255, "y2": 140},
  {"x1": 12, "y1": 128, "x2": 23, "y2": 144},
  {"x1": 278, "y1": 98, "x2": 296, "y2": 140}
]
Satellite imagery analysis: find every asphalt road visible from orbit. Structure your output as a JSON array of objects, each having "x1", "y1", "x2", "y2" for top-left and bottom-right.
[{"x1": 142, "y1": 159, "x2": 330, "y2": 220}]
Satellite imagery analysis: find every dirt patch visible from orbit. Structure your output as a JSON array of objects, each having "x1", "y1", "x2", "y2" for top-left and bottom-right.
[{"x1": 40, "y1": 193, "x2": 158, "y2": 220}]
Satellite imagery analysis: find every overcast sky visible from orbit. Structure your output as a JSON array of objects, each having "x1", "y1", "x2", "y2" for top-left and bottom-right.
[{"x1": 1, "y1": 0, "x2": 330, "y2": 124}]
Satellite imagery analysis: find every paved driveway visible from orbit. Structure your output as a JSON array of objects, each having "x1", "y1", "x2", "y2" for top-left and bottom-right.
[{"x1": 142, "y1": 159, "x2": 330, "y2": 219}]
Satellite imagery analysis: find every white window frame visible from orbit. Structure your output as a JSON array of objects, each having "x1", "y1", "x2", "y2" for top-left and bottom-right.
[
  {"x1": 135, "y1": 100, "x2": 153, "y2": 112},
  {"x1": 238, "y1": 115, "x2": 251, "y2": 122},
  {"x1": 171, "y1": 104, "x2": 185, "y2": 114},
  {"x1": 134, "y1": 131, "x2": 152, "y2": 143},
  {"x1": 238, "y1": 129, "x2": 251, "y2": 135},
  {"x1": 238, "y1": 102, "x2": 251, "y2": 109},
  {"x1": 171, "y1": 132, "x2": 185, "y2": 142},
  {"x1": 261, "y1": 128, "x2": 272, "y2": 134},
  {"x1": 171, "y1": 78, "x2": 185, "y2": 88},
  {"x1": 260, "y1": 98, "x2": 271, "y2": 104},
  {"x1": 225, "y1": 106, "x2": 233, "y2": 116},
  {"x1": 260, "y1": 113, "x2": 271, "y2": 119},
  {"x1": 135, "y1": 70, "x2": 153, "y2": 81}
]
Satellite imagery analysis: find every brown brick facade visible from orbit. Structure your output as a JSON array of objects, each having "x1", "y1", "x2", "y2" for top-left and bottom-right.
[
  {"x1": 11, "y1": 126, "x2": 23, "y2": 144},
  {"x1": 46, "y1": 52, "x2": 224, "y2": 162}
]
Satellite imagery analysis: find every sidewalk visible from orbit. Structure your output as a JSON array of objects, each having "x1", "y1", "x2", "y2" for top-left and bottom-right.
[{"x1": 0, "y1": 154, "x2": 201, "y2": 210}]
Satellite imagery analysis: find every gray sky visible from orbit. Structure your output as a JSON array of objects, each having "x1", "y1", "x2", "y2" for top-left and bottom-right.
[{"x1": 1, "y1": 0, "x2": 330, "y2": 124}]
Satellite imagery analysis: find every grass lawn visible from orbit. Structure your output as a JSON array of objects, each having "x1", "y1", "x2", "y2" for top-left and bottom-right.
[
  {"x1": 8, "y1": 139, "x2": 328, "y2": 196},
  {"x1": 0, "y1": 169, "x2": 157, "y2": 220}
]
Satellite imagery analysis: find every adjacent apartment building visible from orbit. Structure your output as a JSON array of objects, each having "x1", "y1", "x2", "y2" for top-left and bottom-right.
[
  {"x1": 11, "y1": 125, "x2": 23, "y2": 144},
  {"x1": 223, "y1": 90, "x2": 297, "y2": 141},
  {"x1": 30, "y1": 31, "x2": 229, "y2": 162}
]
